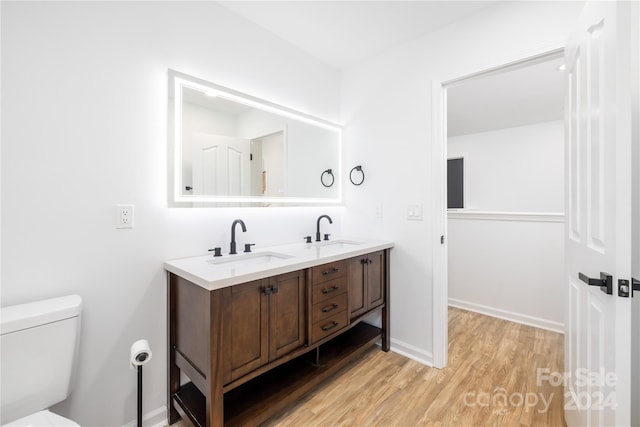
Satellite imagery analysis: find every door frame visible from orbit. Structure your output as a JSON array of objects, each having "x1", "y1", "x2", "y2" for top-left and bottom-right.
[
  {"x1": 430, "y1": 44, "x2": 565, "y2": 368},
  {"x1": 631, "y1": 2, "x2": 640, "y2": 424}
]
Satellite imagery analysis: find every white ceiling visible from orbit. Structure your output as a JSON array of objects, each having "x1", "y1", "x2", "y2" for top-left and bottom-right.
[
  {"x1": 447, "y1": 56, "x2": 565, "y2": 137},
  {"x1": 183, "y1": 87, "x2": 251, "y2": 115},
  {"x1": 218, "y1": 1, "x2": 499, "y2": 69},
  {"x1": 218, "y1": 1, "x2": 565, "y2": 135}
]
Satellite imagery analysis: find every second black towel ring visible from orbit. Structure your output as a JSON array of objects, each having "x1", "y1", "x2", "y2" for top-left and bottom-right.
[
  {"x1": 349, "y1": 165, "x2": 365, "y2": 186},
  {"x1": 321, "y1": 169, "x2": 335, "y2": 188}
]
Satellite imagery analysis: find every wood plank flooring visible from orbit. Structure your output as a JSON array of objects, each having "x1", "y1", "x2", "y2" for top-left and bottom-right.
[{"x1": 173, "y1": 307, "x2": 565, "y2": 426}]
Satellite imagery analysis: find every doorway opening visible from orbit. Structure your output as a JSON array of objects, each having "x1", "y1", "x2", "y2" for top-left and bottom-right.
[
  {"x1": 250, "y1": 130, "x2": 286, "y2": 197},
  {"x1": 431, "y1": 48, "x2": 565, "y2": 368}
]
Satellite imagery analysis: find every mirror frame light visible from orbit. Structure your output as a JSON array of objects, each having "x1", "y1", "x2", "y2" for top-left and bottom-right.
[{"x1": 169, "y1": 70, "x2": 343, "y2": 206}]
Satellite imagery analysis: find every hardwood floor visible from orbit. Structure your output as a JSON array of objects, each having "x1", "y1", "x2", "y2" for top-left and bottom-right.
[{"x1": 172, "y1": 307, "x2": 565, "y2": 426}]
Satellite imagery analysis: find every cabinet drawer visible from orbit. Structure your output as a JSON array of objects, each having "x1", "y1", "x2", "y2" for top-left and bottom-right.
[
  {"x1": 310, "y1": 310, "x2": 348, "y2": 343},
  {"x1": 312, "y1": 293, "x2": 348, "y2": 324},
  {"x1": 311, "y1": 259, "x2": 348, "y2": 284},
  {"x1": 312, "y1": 277, "x2": 347, "y2": 303}
]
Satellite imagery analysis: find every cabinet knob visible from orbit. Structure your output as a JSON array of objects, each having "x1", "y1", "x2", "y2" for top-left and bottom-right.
[{"x1": 263, "y1": 286, "x2": 278, "y2": 295}]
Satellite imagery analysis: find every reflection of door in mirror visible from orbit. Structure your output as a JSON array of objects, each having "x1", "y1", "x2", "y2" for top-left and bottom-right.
[
  {"x1": 192, "y1": 133, "x2": 250, "y2": 196},
  {"x1": 250, "y1": 131, "x2": 285, "y2": 197}
]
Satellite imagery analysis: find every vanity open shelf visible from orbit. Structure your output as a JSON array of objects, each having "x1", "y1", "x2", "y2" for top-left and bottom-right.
[
  {"x1": 166, "y1": 244, "x2": 391, "y2": 427},
  {"x1": 174, "y1": 322, "x2": 381, "y2": 427}
]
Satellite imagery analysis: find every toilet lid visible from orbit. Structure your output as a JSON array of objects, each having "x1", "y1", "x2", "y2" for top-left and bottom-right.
[{"x1": 3, "y1": 410, "x2": 80, "y2": 427}]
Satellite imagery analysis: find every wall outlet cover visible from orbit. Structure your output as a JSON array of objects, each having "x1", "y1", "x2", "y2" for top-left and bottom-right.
[{"x1": 116, "y1": 204, "x2": 134, "y2": 229}]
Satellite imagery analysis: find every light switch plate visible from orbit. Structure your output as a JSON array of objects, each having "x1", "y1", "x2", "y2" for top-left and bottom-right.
[{"x1": 407, "y1": 204, "x2": 423, "y2": 221}]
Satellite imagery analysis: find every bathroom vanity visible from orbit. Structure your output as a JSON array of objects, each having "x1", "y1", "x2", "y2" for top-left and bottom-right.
[{"x1": 164, "y1": 239, "x2": 392, "y2": 427}]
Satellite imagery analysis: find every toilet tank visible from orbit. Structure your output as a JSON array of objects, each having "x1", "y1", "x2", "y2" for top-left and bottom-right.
[{"x1": 0, "y1": 295, "x2": 82, "y2": 425}]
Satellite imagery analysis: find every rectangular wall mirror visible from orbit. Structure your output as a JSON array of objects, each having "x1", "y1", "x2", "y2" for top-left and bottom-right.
[{"x1": 168, "y1": 70, "x2": 343, "y2": 206}]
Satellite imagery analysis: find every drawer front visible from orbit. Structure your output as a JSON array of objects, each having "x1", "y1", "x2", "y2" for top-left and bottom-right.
[
  {"x1": 312, "y1": 277, "x2": 347, "y2": 303},
  {"x1": 311, "y1": 259, "x2": 348, "y2": 284},
  {"x1": 312, "y1": 293, "x2": 348, "y2": 324},
  {"x1": 310, "y1": 310, "x2": 348, "y2": 343}
]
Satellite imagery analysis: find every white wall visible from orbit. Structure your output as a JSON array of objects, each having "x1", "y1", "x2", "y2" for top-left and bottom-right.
[
  {"x1": 447, "y1": 121, "x2": 565, "y2": 331},
  {"x1": 447, "y1": 121, "x2": 564, "y2": 212},
  {"x1": 340, "y1": 1, "x2": 583, "y2": 363},
  {"x1": 1, "y1": 2, "x2": 342, "y2": 426},
  {"x1": 448, "y1": 217, "x2": 564, "y2": 330}
]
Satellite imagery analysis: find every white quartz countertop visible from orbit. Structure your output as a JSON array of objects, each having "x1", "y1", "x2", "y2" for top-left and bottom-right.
[{"x1": 163, "y1": 238, "x2": 394, "y2": 291}]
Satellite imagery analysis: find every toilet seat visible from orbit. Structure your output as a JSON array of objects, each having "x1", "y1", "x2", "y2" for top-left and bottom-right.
[{"x1": 3, "y1": 410, "x2": 80, "y2": 427}]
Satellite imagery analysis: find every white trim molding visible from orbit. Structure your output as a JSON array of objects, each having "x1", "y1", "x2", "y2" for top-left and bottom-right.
[
  {"x1": 448, "y1": 210, "x2": 564, "y2": 223},
  {"x1": 121, "y1": 406, "x2": 167, "y2": 427},
  {"x1": 449, "y1": 298, "x2": 564, "y2": 334},
  {"x1": 431, "y1": 79, "x2": 449, "y2": 369},
  {"x1": 390, "y1": 338, "x2": 434, "y2": 367}
]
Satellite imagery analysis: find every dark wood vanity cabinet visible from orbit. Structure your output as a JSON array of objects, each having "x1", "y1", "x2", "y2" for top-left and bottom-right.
[
  {"x1": 168, "y1": 249, "x2": 390, "y2": 427},
  {"x1": 348, "y1": 250, "x2": 385, "y2": 319}
]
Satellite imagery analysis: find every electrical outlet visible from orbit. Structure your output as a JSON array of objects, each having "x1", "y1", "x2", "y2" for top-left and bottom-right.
[{"x1": 116, "y1": 204, "x2": 134, "y2": 229}]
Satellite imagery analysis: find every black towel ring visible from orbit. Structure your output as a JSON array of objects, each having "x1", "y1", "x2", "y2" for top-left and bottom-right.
[
  {"x1": 349, "y1": 165, "x2": 365, "y2": 186},
  {"x1": 321, "y1": 169, "x2": 335, "y2": 188}
]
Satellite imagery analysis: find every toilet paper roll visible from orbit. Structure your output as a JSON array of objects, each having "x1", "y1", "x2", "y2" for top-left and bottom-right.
[{"x1": 130, "y1": 339, "x2": 152, "y2": 367}]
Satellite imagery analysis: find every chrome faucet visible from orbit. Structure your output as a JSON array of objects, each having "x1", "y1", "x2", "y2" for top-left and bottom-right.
[
  {"x1": 230, "y1": 219, "x2": 247, "y2": 254},
  {"x1": 316, "y1": 215, "x2": 332, "y2": 242}
]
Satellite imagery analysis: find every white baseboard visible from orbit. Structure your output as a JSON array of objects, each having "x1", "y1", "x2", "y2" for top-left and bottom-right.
[
  {"x1": 390, "y1": 338, "x2": 434, "y2": 367},
  {"x1": 448, "y1": 298, "x2": 564, "y2": 334},
  {"x1": 121, "y1": 405, "x2": 167, "y2": 427}
]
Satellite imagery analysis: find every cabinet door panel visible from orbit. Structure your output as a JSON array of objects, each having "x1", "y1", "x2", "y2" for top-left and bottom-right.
[
  {"x1": 269, "y1": 271, "x2": 306, "y2": 361},
  {"x1": 367, "y1": 251, "x2": 385, "y2": 309},
  {"x1": 223, "y1": 280, "x2": 268, "y2": 383}
]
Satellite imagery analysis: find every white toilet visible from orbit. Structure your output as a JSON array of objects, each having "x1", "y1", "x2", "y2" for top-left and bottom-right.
[{"x1": 0, "y1": 295, "x2": 83, "y2": 426}]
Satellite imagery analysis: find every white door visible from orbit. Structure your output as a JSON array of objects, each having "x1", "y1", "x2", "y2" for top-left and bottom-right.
[
  {"x1": 564, "y1": 1, "x2": 634, "y2": 425},
  {"x1": 191, "y1": 133, "x2": 250, "y2": 197}
]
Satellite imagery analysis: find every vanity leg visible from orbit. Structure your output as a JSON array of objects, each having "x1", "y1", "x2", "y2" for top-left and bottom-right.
[
  {"x1": 381, "y1": 249, "x2": 391, "y2": 352},
  {"x1": 207, "y1": 290, "x2": 224, "y2": 427},
  {"x1": 168, "y1": 274, "x2": 181, "y2": 424}
]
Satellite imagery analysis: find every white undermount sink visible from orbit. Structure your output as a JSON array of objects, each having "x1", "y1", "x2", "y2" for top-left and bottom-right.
[{"x1": 206, "y1": 251, "x2": 294, "y2": 268}]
